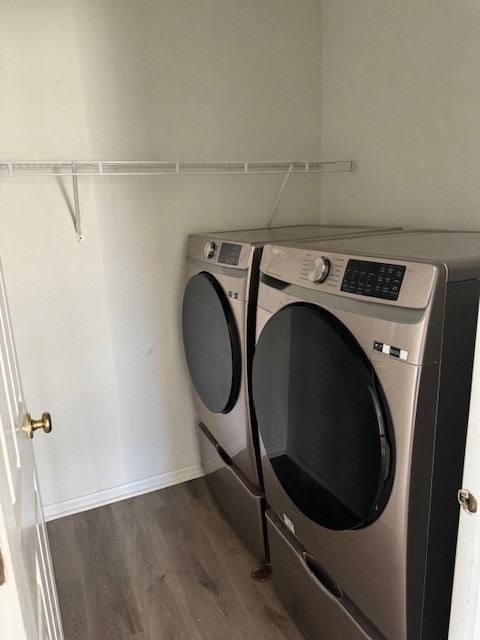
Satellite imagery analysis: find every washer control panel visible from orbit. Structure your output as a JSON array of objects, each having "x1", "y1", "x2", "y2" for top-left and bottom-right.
[
  {"x1": 341, "y1": 259, "x2": 406, "y2": 301},
  {"x1": 218, "y1": 242, "x2": 242, "y2": 266},
  {"x1": 187, "y1": 235, "x2": 252, "y2": 270}
]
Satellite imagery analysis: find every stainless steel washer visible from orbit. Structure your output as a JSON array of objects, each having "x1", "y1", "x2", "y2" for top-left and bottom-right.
[{"x1": 252, "y1": 230, "x2": 480, "y2": 638}]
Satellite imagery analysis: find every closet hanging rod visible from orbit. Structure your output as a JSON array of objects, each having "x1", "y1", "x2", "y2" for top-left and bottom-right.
[{"x1": 0, "y1": 160, "x2": 355, "y2": 177}]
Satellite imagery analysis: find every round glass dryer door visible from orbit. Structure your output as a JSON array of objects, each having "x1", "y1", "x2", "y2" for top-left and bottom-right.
[
  {"x1": 252, "y1": 303, "x2": 392, "y2": 530},
  {"x1": 182, "y1": 272, "x2": 241, "y2": 414}
]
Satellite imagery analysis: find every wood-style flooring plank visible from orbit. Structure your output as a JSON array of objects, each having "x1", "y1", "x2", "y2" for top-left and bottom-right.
[
  {"x1": 47, "y1": 516, "x2": 92, "y2": 640},
  {"x1": 76, "y1": 505, "x2": 144, "y2": 640},
  {"x1": 48, "y1": 477, "x2": 305, "y2": 640},
  {"x1": 110, "y1": 495, "x2": 199, "y2": 640}
]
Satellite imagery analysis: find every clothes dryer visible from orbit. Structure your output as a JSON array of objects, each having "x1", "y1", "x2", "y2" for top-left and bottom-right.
[
  {"x1": 182, "y1": 225, "x2": 401, "y2": 563},
  {"x1": 252, "y1": 230, "x2": 480, "y2": 639}
]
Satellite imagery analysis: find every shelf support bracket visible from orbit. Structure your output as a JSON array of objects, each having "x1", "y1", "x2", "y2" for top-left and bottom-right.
[
  {"x1": 266, "y1": 163, "x2": 295, "y2": 229},
  {"x1": 71, "y1": 162, "x2": 84, "y2": 241}
]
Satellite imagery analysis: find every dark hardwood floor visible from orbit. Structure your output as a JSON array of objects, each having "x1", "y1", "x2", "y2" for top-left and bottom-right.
[{"x1": 47, "y1": 477, "x2": 305, "y2": 640}]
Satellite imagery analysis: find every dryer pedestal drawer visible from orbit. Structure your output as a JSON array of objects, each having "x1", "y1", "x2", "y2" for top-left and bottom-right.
[
  {"x1": 198, "y1": 423, "x2": 267, "y2": 563},
  {"x1": 266, "y1": 510, "x2": 386, "y2": 640}
]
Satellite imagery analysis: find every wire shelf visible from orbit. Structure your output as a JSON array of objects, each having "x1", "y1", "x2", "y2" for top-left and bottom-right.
[
  {"x1": 0, "y1": 159, "x2": 355, "y2": 177},
  {"x1": 0, "y1": 159, "x2": 356, "y2": 241}
]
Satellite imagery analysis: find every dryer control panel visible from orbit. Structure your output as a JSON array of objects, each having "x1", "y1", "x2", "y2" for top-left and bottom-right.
[{"x1": 260, "y1": 243, "x2": 439, "y2": 310}]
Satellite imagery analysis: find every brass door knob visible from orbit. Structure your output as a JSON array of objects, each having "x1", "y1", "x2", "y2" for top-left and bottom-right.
[{"x1": 23, "y1": 412, "x2": 52, "y2": 439}]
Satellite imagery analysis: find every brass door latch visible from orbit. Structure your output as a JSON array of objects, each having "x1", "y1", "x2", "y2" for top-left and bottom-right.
[
  {"x1": 458, "y1": 489, "x2": 477, "y2": 514},
  {"x1": 22, "y1": 412, "x2": 52, "y2": 439}
]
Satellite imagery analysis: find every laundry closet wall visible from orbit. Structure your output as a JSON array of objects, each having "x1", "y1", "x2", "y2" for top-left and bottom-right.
[
  {"x1": 319, "y1": 0, "x2": 480, "y2": 230},
  {"x1": 0, "y1": 1, "x2": 323, "y2": 514}
]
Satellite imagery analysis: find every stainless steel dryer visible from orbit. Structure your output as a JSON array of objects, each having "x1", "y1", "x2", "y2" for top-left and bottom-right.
[
  {"x1": 182, "y1": 224, "x2": 400, "y2": 563},
  {"x1": 252, "y1": 230, "x2": 480, "y2": 639}
]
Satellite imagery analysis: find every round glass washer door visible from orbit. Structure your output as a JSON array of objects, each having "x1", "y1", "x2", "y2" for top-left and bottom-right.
[
  {"x1": 252, "y1": 303, "x2": 393, "y2": 530},
  {"x1": 182, "y1": 272, "x2": 241, "y2": 414}
]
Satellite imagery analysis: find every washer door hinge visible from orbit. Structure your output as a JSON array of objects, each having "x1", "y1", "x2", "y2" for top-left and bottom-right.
[{"x1": 458, "y1": 489, "x2": 478, "y2": 514}]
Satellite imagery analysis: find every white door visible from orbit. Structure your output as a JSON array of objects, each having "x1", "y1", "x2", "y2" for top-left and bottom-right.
[
  {"x1": 449, "y1": 302, "x2": 480, "y2": 639},
  {"x1": 0, "y1": 258, "x2": 64, "y2": 640}
]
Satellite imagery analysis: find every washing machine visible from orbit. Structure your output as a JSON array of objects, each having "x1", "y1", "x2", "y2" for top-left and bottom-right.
[
  {"x1": 252, "y1": 230, "x2": 480, "y2": 639},
  {"x1": 182, "y1": 224, "x2": 401, "y2": 563}
]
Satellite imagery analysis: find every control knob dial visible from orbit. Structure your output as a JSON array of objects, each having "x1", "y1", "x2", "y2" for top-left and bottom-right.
[
  {"x1": 308, "y1": 256, "x2": 331, "y2": 284},
  {"x1": 203, "y1": 241, "x2": 216, "y2": 259}
]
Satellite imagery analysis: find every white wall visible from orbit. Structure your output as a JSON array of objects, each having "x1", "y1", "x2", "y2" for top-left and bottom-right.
[
  {"x1": 0, "y1": 1, "x2": 122, "y2": 508},
  {"x1": 320, "y1": 0, "x2": 480, "y2": 230},
  {"x1": 0, "y1": 1, "x2": 323, "y2": 512}
]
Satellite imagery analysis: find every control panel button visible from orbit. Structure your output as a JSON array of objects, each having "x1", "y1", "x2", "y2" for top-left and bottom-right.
[
  {"x1": 203, "y1": 241, "x2": 216, "y2": 259},
  {"x1": 307, "y1": 256, "x2": 331, "y2": 284}
]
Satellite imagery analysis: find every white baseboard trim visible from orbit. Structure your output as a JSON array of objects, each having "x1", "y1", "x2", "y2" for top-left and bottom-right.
[{"x1": 44, "y1": 463, "x2": 204, "y2": 521}]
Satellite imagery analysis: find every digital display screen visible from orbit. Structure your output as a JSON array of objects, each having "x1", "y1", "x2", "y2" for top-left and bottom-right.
[
  {"x1": 341, "y1": 260, "x2": 406, "y2": 301},
  {"x1": 218, "y1": 242, "x2": 242, "y2": 266}
]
